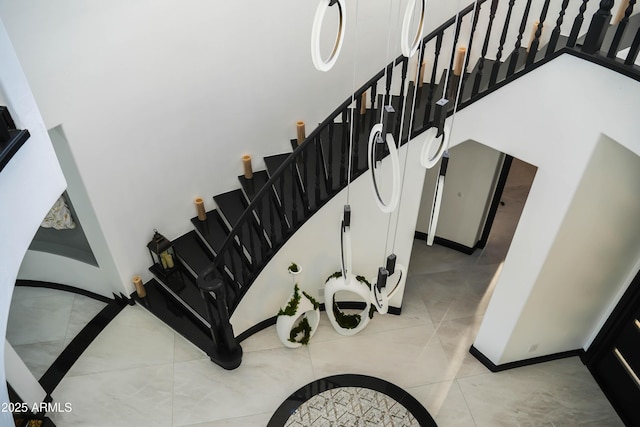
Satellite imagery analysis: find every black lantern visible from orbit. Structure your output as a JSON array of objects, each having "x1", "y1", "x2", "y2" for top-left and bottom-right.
[{"x1": 147, "y1": 230, "x2": 176, "y2": 273}]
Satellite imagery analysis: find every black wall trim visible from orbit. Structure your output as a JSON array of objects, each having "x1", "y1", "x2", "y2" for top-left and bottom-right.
[
  {"x1": 414, "y1": 231, "x2": 477, "y2": 255},
  {"x1": 236, "y1": 316, "x2": 277, "y2": 343},
  {"x1": 235, "y1": 302, "x2": 402, "y2": 343},
  {"x1": 38, "y1": 298, "x2": 126, "y2": 393},
  {"x1": 15, "y1": 280, "x2": 113, "y2": 304},
  {"x1": 469, "y1": 345, "x2": 584, "y2": 372}
]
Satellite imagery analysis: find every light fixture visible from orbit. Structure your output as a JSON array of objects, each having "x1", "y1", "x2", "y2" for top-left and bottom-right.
[
  {"x1": 401, "y1": 0, "x2": 427, "y2": 57},
  {"x1": 311, "y1": 0, "x2": 346, "y2": 72}
]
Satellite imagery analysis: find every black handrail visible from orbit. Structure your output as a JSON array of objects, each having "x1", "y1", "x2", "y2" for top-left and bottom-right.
[{"x1": 197, "y1": 0, "x2": 489, "y2": 290}]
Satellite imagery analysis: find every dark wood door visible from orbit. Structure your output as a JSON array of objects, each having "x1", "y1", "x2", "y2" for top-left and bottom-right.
[{"x1": 586, "y1": 269, "x2": 640, "y2": 426}]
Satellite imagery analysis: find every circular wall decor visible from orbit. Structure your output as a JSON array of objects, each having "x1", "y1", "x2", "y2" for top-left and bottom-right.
[
  {"x1": 401, "y1": 0, "x2": 427, "y2": 58},
  {"x1": 311, "y1": 0, "x2": 347, "y2": 72},
  {"x1": 419, "y1": 127, "x2": 448, "y2": 169},
  {"x1": 368, "y1": 124, "x2": 401, "y2": 213}
]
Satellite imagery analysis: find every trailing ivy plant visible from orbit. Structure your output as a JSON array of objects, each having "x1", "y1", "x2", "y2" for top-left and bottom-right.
[
  {"x1": 278, "y1": 284, "x2": 301, "y2": 316},
  {"x1": 289, "y1": 317, "x2": 312, "y2": 345},
  {"x1": 289, "y1": 262, "x2": 300, "y2": 273},
  {"x1": 302, "y1": 290, "x2": 319, "y2": 310},
  {"x1": 325, "y1": 271, "x2": 377, "y2": 326}
]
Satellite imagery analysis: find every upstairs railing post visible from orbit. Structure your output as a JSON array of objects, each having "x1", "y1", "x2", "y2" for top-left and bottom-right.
[
  {"x1": 582, "y1": 0, "x2": 615, "y2": 54},
  {"x1": 526, "y1": 0, "x2": 552, "y2": 66},
  {"x1": 607, "y1": 0, "x2": 637, "y2": 58},
  {"x1": 546, "y1": 0, "x2": 571, "y2": 56},
  {"x1": 490, "y1": 0, "x2": 516, "y2": 86},
  {"x1": 568, "y1": 0, "x2": 591, "y2": 48},
  {"x1": 507, "y1": 0, "x2": 534, "y2": 76}
]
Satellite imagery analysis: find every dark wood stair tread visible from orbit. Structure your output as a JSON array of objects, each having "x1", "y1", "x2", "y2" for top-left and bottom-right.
[
  {"x1": 139, "y1": 279, "x2": 214, "y2": 355},
  {"x1": 264, "y1": 153, "x2": 306, "y2": 225},
  {"x1": 239, "y1": 170, "x2": 269, "y2": 200},
  {"x1": 214, "y1": 189, "x2": 267, "y2": 265},
  {"x1": 149, "y1": 264, "x2": 214, "y2": 325},
  {"x1": 173, "y1": 230, "x2": 213, "y2": 279}
]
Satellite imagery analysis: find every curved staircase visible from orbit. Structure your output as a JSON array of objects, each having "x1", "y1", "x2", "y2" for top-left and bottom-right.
[{"x1": 133, "y1": 0, "x2": 640, "y2": 371}]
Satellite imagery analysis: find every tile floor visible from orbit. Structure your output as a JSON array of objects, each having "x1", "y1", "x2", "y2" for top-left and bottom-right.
[
  {"x1": 11, "y1": 158, "x2": 623, "y2": 426},
  {"x1": 6, "y1": 287, "x2": 108, "y2": 379}
]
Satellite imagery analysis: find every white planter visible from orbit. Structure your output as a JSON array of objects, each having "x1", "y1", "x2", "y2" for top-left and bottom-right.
[
  {"x1": 276, "y1": 288, "x2": 320, "y2": 348},
  {"x1": 324, "y1": 274, "x2": 372, "y2": 336}
]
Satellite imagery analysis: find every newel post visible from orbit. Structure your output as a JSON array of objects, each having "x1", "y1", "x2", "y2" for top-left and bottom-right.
[{"x1": 582, "y1": 0, "x2": 615, "y2": 54}]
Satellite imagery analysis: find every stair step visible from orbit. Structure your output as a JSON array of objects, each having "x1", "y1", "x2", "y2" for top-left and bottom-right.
[
  {"x1": 288, "y1": 138, "x2": 330, "y2": 210},
  {"x1": 140, "y1": 279, "x2": 214, "y2": 355},
  {"x1": 239, "y1": 170, "x2": 286, "y2": 245},
  {"x1": 149, "y1": 264, "x2": 215, "y2": 326},
  {"x1": 214, "y1": 189, "x2": 268, "y2": 266},
  {"x1": 191, "y1": 210, "x2": 249, "y2": 291},
  {"x1": 239, "y1": 170, "x2": 269, "y2": 200},
  {"x1": 173, "y1": 230, "x2": 213, "y2": 279},
  {"x1": 264, "y1": 153, "x2": 306, "y2": 226}
]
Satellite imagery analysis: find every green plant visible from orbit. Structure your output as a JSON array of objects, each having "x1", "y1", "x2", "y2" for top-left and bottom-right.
[
  {"x1": 289, "y1": 317, "x2": 312, "y2": 345},
  {"x1": 302, "y1": 290, "x2": 319, "y2": 310},
  {"x1": 278, "y1": 284, "x2": 300, "y2": 316},
  {"x1": 288, "y1": 262, "x2": 300, "y2": 273},
  {"x1": 326, "y1": 271, "x2": 377, "y2": 324}
]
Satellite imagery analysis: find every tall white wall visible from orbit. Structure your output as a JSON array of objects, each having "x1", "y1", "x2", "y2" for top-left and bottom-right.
[
  {"x1": 448, "y1": 55, "x2": 640, "y2": 365},
  {"x1": 0, "y1": 18, "x2": 66, "y2": 424}
]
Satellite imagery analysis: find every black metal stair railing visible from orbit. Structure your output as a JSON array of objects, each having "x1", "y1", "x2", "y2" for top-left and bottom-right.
[{"x1": 192, "y1": 0, "x2": 640, "y2": 369}]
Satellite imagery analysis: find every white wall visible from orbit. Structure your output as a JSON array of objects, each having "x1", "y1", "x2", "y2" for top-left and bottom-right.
[
  {"x1": 18, "y1": 126, "x2": 122, "y2": 297},
  {"x1": 502, "y1": 134, "x2": 640, "y2": 360},
  {"x1": 416, "y1": 140, "x2": 503, "y2": 247},
  {"x1": 231, "y1": 137, "x2": 426, "y2": 334},
  {"x1": 449, "y1": 55, "x2": 640, "y2": 365},
  {"x1": 0, "y1": 18, "x2": 66, "y2": 424}
]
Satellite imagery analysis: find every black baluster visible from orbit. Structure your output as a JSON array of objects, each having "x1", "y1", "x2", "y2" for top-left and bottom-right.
[
  {"x1": 273, "y1": 185, "x2": 287, "y2": 238},
  {"x1": 582, "y1": 0, "x2": 615, "y2": 54},
  {"x1": 423, "y1": 32, "x2": 443, "y2": 127},
  {"x1": 546, "y1": 0, "x2": 571, "y2": 56},
  {"x1": 626, "y1": 26, "x2": 640, "y2": 64},
  {"x1": 460, "y1": 0, "x2": 483, "y2": 100},
  {"x1": 398, "y1": 57, "x2": 408, "y2": 140},
  {"x1": 327, "y1": 122, "x2": 335, "y2": 190},
  {"x1": 237, "y1": 223, "x2": 250, "y2": 269},
  {"x1": 445, "y1": 13, "x2": 465, "y2": 98},
  {"x1": 473, "y1": 0, "x2": 499, "y2": 96},
  {"x1": 301, "y1": 145, "x2": 311, "y2": 214},
  {"x1": 526, "y1": 0, "x2": 552, "y2": 66},
  {"x1": 340, "y1": 110, "x2": 348, "y2": 184},
  {"x1": 490, "y1": 0, "x2": 516, "y2": 86},
  {"x1": 507, "y1": 0, "x2": 534, "y2": 76},
  {"x1": 370, "y1": 82, "x2": 378, "y2": 131},
  {"x1": 385, "y1": 64, "x2": 394, "y2": 107},
  {"x1": 315, "y1": 138, "x2": 322, "y2": 208},
  {"x1": 291, "y1": 163, "x2": 298, "y2": 226},
  {"x1": 608, "y1": 0, "x2": 636, "y2": 58},
  {"x1": 268, "y1": 188, "x2": 277, "y2": 242},
  {"x1": 568, "y1": 0, "x2": 591, "y2": 48},
  {"x1": 278, "y1": 173, "x2": 286, "y2": 226},
  {"x1": 354, "y1": 96, "x2": 362, "y2": 169},
  {"x1": 255, "y1": 208, "x2": 269, "y2": 262}
]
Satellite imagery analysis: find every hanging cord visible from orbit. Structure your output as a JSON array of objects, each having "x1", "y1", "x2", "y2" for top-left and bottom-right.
[
  {"x1": 391, "y1": 28, "x2": 428, "y2": 253},
  {"x1": 346, "y1": 0, "x2": 361, "y2": 204},
  {"x1": 446, "y1": 0, "x2": 479, "y2": 155},
  {"x1": 381, "y1": 0, "x2": 404, "y2": 264}
]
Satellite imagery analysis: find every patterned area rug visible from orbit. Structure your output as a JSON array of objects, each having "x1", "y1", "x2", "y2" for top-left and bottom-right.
[{"x1": 268, "y1": 374, "x2": 437, "y2": 427}]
